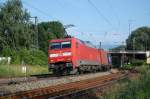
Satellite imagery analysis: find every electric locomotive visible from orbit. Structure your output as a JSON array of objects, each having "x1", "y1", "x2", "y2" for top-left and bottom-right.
[{"x1": 48, "y1": 37, "x2": 111, "y2": 75}]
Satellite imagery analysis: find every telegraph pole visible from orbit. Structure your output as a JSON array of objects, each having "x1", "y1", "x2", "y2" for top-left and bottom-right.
[
  {"x1": 30, "y1": 16, "x2": 38, "y2": 49},
  {"x1": 35, "y1": 16, "x2": 38, "y2": 49},
  {"x1": 129, "y1": 21, "x2": 131, "y2": 36},
  {"x1": 145, "y1": 39, "x2": 148, "y2": 51},
  {"x1": 99, "y1": 42, "x2": 101, "y2": 49},
  {"x1": 133, "y1": 38, "x2": 135, "y2": 60},
  {"x1": 128, "y1": 20, "x2": 134, "y2": 36},
  {"x1": 121, "y1": 41, "x2": 125, "y2": 67},
  {"x1": 99, "y1": 42, "x2": 102, "y2": 66}
]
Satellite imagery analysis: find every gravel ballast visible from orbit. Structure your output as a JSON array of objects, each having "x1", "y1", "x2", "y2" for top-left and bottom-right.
[{"x1": 0, "y1": 71, "x2": 111, "y2": 95}]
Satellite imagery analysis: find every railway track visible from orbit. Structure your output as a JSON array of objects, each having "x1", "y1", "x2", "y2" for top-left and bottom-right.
[
  {"x1": 0, "y1": 72, "x2": 110, "y2": 86},
  {"x1": 0, "y1": 70, "x2": 129, "y2": 99},
  {"x1": 0, "y1": 73, "x2": 56, "y2": 86}
]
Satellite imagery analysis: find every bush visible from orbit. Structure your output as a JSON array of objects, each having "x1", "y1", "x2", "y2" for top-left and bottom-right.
[
  {"x1": 0, "y1": 60, "x2": 8, "y2": 65},
  {"x1": 11, "y1": 50, "x2": 21, "y2": 64},
  {"x1": 29, "y1": 50, "x2": 47, "y2": 66},
  {"x1": 1, "y1": 46, "x2": 11, "y2": 57},
  {"x1": 19, "y1": 48, "x2": 31, "y2": 64},
  {"x1": 122, "y1": 64, "x2": 133, "y2": 70},
  {"x1": 10, "y1": 48, "x2": 47, "y2": 66},
  {"x1": 131, "y1": 59, "x2": 145, "y2": 66},
  {"x1": 100, "y1": 66, "x2": 150, "y2": 99}
]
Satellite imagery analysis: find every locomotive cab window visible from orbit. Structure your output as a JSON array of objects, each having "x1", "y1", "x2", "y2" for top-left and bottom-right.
[
  {"x1": 50, "y1": 41, "x2": 71, "y2": 49},
  {"x1": 50, "y1": 42, "x2": 61, "y2": 49},
  {"x1": 62, "y1": 41, "x2": 71, "y2": 48}
]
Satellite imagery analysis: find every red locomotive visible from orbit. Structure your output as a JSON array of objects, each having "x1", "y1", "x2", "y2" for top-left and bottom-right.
[{"x1": 48, "y1": 37, "x2": 111, "y2": 75}]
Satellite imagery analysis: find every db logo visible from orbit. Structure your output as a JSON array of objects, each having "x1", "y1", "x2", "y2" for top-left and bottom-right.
[{"x1": 58, "y1": 53, "x2": 63, "y2": 56}]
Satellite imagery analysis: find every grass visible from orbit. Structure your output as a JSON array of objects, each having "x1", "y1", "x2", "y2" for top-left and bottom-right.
[
  {"x1": 100, "y1": 65, "x2": 150, "y2": 99},
  {"x1": 0, "y1": 64, "x2": 49, "y2": 78}
]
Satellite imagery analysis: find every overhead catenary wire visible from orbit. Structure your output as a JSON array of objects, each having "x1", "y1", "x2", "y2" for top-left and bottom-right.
[
  {"x1": 106, "y1": 0, "x2": 133, "y2": 47},
  {"x1": 106, "y1": 0, "x2": 120, "y2": 31},
  {"x1": 22, "y1": 1, "x2": 56, "y2": 49},
  {"x1": 87, "y1": 0, "x2": 113, "y2": 26},
  {"x1": 56, "y1": 0, "x2": 113, "y2": 39},
  {"x1": 87, "y1": 0, "x2": 122, "y2": 49},
  {"x1": 87, "y1": 0, "x2": 120, "y2": 39},
  {"x1": 23, "y1": 1, "x2": 55, "y2": 19}
]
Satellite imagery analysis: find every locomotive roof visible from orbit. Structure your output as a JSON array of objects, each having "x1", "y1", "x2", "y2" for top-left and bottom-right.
[
  {"x1": 78, "y1": 40, "x2": 97, "y2": 48},
  {"x1": 49, "y1": 37, "x2": 72, "y2": 42},
  {"x1": 49, "y1": 37, "x2": 100, "y2": 49}
]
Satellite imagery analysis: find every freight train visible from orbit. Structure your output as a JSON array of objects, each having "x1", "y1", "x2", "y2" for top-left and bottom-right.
[{"x1": 48, "y1": 37, "x2": 111, "y2": 75}]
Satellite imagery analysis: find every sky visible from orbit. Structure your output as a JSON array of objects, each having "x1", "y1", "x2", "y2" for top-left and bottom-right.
[{"x1": 2, "y1": 0, "x2": 150, "y2": 49}]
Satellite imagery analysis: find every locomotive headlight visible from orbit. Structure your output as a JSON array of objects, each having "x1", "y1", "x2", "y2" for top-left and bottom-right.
[
  {"x1": 63, "y1": 52, "x2": 72, "y2": 56},
  {"x1": 49, "y1": 54, "x2": 58, "y2": 57}
]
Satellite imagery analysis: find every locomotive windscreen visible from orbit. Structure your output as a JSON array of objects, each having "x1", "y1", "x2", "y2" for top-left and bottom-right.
[
  {"x1": 62, "y1": 41, "x2": 71, "y2": 48},
  {"x1": 50, "y1": 41, "x2": 71, "y2": 49},
  {"x1": 50, "y1": 42, "x2": 61, "y2": 49}
]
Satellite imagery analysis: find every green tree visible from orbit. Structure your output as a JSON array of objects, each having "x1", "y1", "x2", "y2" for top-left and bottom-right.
[
  {"x1": 0, "y1": 0, "x2": 34, "y2": 51},
  {"x1": 0, "y1": 0, "x2": 66, "y2": 65},
  {"x1": 126, "y1": 26, "x2": 150, "y2": 50},
  {"x1": 38, "y1": 21, "x2": 65, "y2": 54}
]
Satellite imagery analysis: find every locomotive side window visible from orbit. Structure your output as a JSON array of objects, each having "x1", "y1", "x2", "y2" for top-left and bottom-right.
[
  {"x1": 50, "y1": 42, "x2": 61, "y2": 49},
  {"x1": 76, "y1": 42, "x2": 78, "y2": 48},
  {"x1": 62, "y1": 41, "x2": 71, "y2": 48}
]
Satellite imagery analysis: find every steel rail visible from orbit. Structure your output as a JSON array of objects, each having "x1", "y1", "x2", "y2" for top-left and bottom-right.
[
  {"x1": 49, "y1": 72, "x2": 129, "y2": 99},
  {"x1": 0, "y1": 71, "x2": 128, "y2": 99}
]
